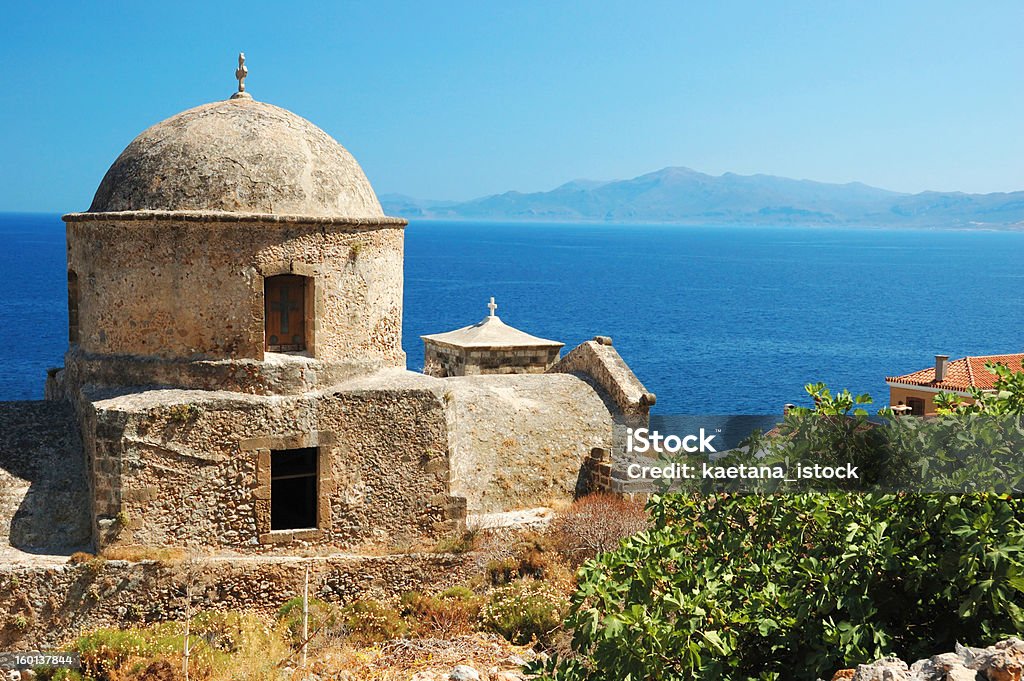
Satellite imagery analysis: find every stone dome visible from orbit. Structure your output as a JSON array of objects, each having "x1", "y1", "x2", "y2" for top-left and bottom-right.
[{"x1": 88, "y1": 98, "x2": 385, "y2": 219}]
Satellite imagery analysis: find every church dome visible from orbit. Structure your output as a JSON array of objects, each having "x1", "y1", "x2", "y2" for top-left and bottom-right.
[{"x1": 88, "y1": 97, "x2": 385, "y2": 219}]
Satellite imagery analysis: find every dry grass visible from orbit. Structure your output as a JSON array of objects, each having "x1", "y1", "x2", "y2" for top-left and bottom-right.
[
  {"x1": 100, "y1": 545, "x2": 191, "y2": 563},
  {"x1": 300, "y1": 633, "x2": 537, "y2": 680}
]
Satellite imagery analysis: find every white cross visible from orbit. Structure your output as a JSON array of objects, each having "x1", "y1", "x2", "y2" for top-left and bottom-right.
[{"x1": 487, "y1": 296, "x2": 498, "y2": 317}]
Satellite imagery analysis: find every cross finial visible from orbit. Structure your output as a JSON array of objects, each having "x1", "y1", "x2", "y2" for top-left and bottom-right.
[
  {"x1": 231, "y1": 52, "x2": 253, "y2": 100},
  {"x1": 487, "y1": 297, "x2": 498, "y2": 317}
]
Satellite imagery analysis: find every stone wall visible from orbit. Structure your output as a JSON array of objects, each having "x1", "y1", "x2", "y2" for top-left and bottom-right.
[
  {"x1": 0, "y1": 402, "x2": 90, "y2": 555},
  {"x1": 0, "y1": 552, "x2": 478, "y2": 650},
  {"x1": 577, "y1": 447, "x2": 614, "y2": 496},
  {"x1": 64, "y1": 216, "x2": 405, "y2": 373},
  {"x1": 442, "y1": 374, "x2": 613, "y2": 513},
  {"x1": 60, "y1": 348, "x2": 383, "y2": 397},
  {"x1": 550, "y1": 338, "x2": 655, "y2": 428},
  {"x1": 424, "y1": 343, "x2": 560, "y2": 377},
  {"x1": 81, "y1": 384, "x2": 463, "y2": 552}
]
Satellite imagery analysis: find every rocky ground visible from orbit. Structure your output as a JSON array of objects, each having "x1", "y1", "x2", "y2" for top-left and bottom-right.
[
  {"x1": 295, "y1": 634, "x2": 538, "y2": 680},
  {"x1": 834, "y1": 638, "x2": 1024, "y2": 681}
]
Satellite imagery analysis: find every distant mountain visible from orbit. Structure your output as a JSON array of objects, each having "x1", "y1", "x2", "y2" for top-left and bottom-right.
[{"x1": 381, "y1": 167, "x2": 1024, "y2": 229}]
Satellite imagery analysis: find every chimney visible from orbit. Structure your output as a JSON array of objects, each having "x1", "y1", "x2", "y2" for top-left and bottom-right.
[{"x1": 934, "y1": 355, "x2": 949, "y2": 382}]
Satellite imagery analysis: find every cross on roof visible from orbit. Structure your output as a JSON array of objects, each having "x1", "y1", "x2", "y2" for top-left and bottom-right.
[
  {"x1": 487, "y1": 297, "x2": 498, "y2": 317},
  {"x1": 231, "y1": 52, "x2": 252, "y2": 100},
  {"x1": 235, "y1": 53, "x2": 248, "y2": 93}
]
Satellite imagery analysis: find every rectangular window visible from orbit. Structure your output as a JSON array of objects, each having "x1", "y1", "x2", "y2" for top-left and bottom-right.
[
  {"x1": 907, "y1": 396, "x2": 926, "y2": 416},
  {"x1": 270, "y1": 447, "x2": 318, "y2": 531},
  {"x1": 265, "y1": 275, "x2": 307, "y2": 352},
  {"x1": 68, "y1": 271, "x2": 79, "y2": 344}
]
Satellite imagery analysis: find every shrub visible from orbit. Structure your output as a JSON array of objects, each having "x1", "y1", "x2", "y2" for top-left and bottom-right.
[
  {"x1": 481, "y1": 531, "x2": 566, "y2": 585},
  {"x1": 72, "y1": 613, "x2": 287, "y2": 681},
  {"x1": 480, "y1": 578, "x2": 569, "y2": 646},
  {"x1": 276, "y1": 596, "x2": 338, "y2": 648},
  {"x1": 530, "y1": 493, "x2": 1024, "y2": 681},
  {"x1": 401, "y1": 588, "x2": 482, "y2": 636},
  {"x1": 484, "y1": 556, "x2": 522, "y2": 586},
  {"x1": 166, "y1": 404, "x2": 202, "y2": 423},
  {"x1": 433, "y1": 528, "x2": 479, "y2": 554},
  {"x1": 75, "y1": 627, "x2": 169, "y2": 680},
  {"x1": 550, "y1": 493, "x2": 649, "y2": 567},
  {"x1": 338, "y1": 599, "x2": 406, "y2": 645}
]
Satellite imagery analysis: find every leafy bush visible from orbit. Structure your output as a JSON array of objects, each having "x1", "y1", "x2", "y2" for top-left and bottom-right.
[
  {"x1": 719, "y1": 376, "x2": 1024, "y2": 495},
  {"x1": 338, "y1": 599, "x2": 406, "y2": 644},
  {"x1": 480, "y1": 578, "x2": 569, "y2": 646},
  {"x1": 551, "y1": 493, "x2": 649, "y2": 567},
  {"x1": 530, "y1": 493, "x2": 1024, "y2": 681},
  {"x1": 937, "y1": 362, "x2": 1024, "y2": 416}
]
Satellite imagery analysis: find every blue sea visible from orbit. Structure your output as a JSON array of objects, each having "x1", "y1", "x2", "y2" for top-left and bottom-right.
[{"x1": 2, "y1": 213, "x2": 1022, "y2": 417}]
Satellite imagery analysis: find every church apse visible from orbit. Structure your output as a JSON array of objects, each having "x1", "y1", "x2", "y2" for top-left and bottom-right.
[{"x1": 40, "y1": 55, "x2": 648, "y2": 558}]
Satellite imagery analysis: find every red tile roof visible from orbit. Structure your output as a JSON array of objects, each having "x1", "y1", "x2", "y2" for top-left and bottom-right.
[{"x1": 886, "y1": 354, "x2": 1024, "y2": 392}]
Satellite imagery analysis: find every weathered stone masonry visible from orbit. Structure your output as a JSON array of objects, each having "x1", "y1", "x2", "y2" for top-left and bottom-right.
[{"x1": 83, "y1": 386, "x2": 463, "y2": 551}]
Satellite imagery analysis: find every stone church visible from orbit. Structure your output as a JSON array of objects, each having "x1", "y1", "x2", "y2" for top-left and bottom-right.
[{"x1": 31, "y1": 58, "x2": 653, "y2": 556}]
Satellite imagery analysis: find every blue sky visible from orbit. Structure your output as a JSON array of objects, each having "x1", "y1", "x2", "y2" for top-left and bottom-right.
[{"x1": 1, "y1": 1, "x2": 1022, "y2": 212}]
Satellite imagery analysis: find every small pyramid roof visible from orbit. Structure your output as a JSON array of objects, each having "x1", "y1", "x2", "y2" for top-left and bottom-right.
[{"x1": 421, "y1": 313, "x2": 563, "y2": 349}]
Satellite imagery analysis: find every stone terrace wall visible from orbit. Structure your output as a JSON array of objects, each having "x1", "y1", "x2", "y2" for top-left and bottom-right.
[
  {"x1": 0, "y1": 401, "x2": 91, "y2": 554},
  {"x1": 0, "y1": 552, "x2": 477, "y2": 650}
]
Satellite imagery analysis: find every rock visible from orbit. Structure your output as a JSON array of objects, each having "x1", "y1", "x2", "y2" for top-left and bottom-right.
[
  {"x1": 944, "y1": 669, "x2": 981, "y2": 681},
  {"x1": 966, "y1": 638, "x2": 1024, "y2": 681},
  {"x1": 411, "y1": 673, "x2": 439, "y2": 681},
  {"x1": 494, "y1": 672, "x2": 524, "y2": 681},
  {"x1": 955, "y1": 643, "x2": 987, "y2": 668},
  {"x1": 832, "y1": 671, "x2": 855, "y2": 681},
  {"x1": 909, "y1": 652, "x2": 974, "y2": 680},
  {"x1": 851, "y1": 656, "x2": 912, "y2": 681},
  {"x1": 449, "y1": 666, "x2": 480, "y2": 681}
]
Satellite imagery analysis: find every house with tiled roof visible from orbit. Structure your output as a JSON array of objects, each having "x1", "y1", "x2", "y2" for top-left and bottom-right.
[{"x1": 886, "y1": 353, "x2": 1024, "y2": 415}]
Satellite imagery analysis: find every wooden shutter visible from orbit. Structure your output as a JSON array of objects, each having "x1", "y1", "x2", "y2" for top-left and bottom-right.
[{"x1": 265, "y1": 275, "x2": 306, "y2": 352}]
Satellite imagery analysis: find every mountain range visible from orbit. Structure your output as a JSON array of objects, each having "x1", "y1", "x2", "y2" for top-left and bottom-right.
[{"x1": 380, "y1": 167, "x2": 1024, "y2": 229}]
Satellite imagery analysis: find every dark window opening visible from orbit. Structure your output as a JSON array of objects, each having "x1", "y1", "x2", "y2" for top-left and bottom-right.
[
  {"x1": 270, "y1": 447, "x2": 318, "y2": 531},
  {"x1": 907, "y1": 396, "x2": 926, "y2": 416},
  {"x1": 68, "y1": 271, "x2": 79, "y2": 344},
  {"x1": 265, "y1": 275, "x2": 307, "y2": 352}
]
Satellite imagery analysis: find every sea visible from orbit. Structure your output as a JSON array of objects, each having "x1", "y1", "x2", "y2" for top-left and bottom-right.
[{"x1": 2, "y1": 213, "x2": 1022, "y2": 432}]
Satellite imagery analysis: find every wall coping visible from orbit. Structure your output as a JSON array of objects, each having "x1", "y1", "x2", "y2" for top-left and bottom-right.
[
  {"x1": 549, "y1": 338, "x2": 655, "y2": 416},
  {"x1": 63, "y1": 210, "x2": 407, "y2": 227}
]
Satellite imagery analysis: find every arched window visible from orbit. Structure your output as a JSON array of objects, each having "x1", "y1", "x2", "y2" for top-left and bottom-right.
[
  {"x1": 264, "y1": 275, "x2": 308, "y2": 352},
  {"x1": 67, "y1": 270, "x2": 80, "y2": 344}
]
